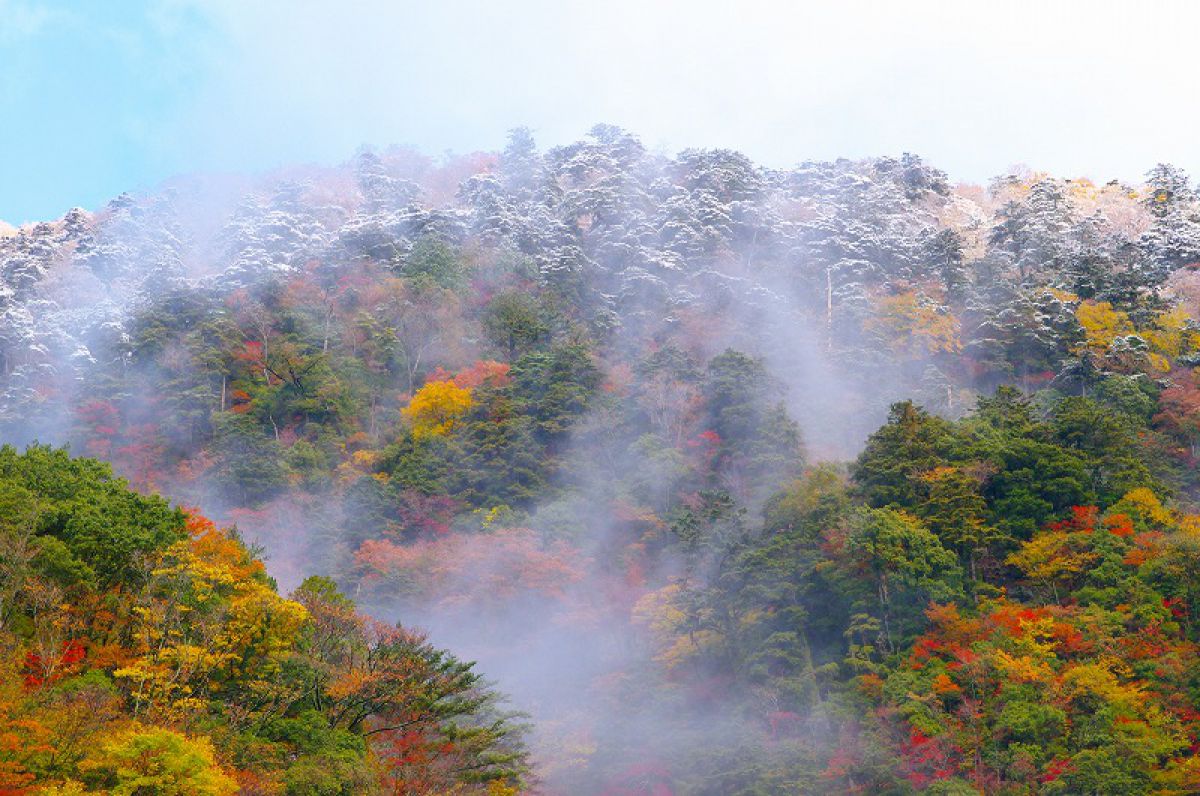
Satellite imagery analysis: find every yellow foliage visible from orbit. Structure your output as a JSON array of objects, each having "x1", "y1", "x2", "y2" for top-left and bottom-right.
[
  {"x1": 115, "y1": 531, "x2": 309, "y2": 718},
  {"x1": 631, "y1": 584, "x2": 721, "y2": 670},
  {"x1": 37, "y1": 782, "x2": 87, "y2": 795},
  {"x1": 867, "y1": 291, "x2": 961, "y2": 355},
  {"x1": 1006, "y1": 616, "x2": 1059, "y2": 659},
  {"x1": 78, "y1": 725, "x2": 237, "y2": 795},
  {"x1": 1076, "y1": 301, "x2": 1199, "y2": 374},
  {"x1": 992, "y1": 650, "x2": 1053, "y2": 685},
  {"x1": 1179, "y1": 515, "x2": 1200, "y2": 536},
  {"x1": 476, "y1": 505, "x2": 508, "y2": 529},
  {"x1": 931, "y1": 672, "x2": 960, "y2": 695},
  {"x1": 1147, "y1": 352, "x2": 1171, "y2": 373},
  {"x1": 1117, "y1": 487, "x2": 1175, "y2": 527},
  {"x1": 1007, "y1": 531, "x2": 1098, "y2": 588},
  {"x1": 351, "y1": 449, "x2": 380, "y2": 469},
  {"x1": 1060, "y1": 661, "x2": 1141, "y2": 709},
  {"x1": 403, "y1": 379, "x2": 474, "y2": 439},
  {"x1": 1144, "y1": 307, "x2": 1189, "y2": 356},
  {"x1": 1076, "y1": 300, "x2": 1133, "y2": 354}
]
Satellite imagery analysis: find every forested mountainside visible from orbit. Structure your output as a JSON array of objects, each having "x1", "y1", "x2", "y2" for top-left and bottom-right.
[
  {"x1": 0, "y1": 447, "x2": 526, "y2": 794},
  {"x1": 5, "y1": 125, "x2": 1200, "y2": 793}
]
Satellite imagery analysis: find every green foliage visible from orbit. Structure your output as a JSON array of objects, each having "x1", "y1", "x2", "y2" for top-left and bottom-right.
[
  {"x1": 510, "y1": 343, "x2": 601, "y2": 441},
  {"x1": 12, "y1": 134, "x2": 1200, "y2": 794},
  {"x1": 844, "y1": 507, "x2": 962, "y2": 647},
  {"x1": 401, "y1": 237, "x2": 465, "y2": 289},
  {"x1": 853, "y1": 401, "x2": 959, "y2": 509},
  {"x1": 210, "y1": 413, "x2": 287, "y2": 504},
  {"x1": 79, "y1": 727, "x2": 237, "y2": 795},
  {"x1": 1050, "y1": 394, "x2": 1159, "y2": 503},
  {"x1": 0, "y1": 444, "x2": 186, "y2": 589},
  {"x1": 483, "y1": 291, "x2": 552, "y2": 358}
]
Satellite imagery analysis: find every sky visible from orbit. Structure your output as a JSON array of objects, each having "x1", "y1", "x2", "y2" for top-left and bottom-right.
[{"x1": 2, "y1": 0, "x2": 1200, "y2": 223}]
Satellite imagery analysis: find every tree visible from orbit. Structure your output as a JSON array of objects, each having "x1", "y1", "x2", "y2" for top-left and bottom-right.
[
  {"x1": 482, "y1": 291, "x2": 552, "y2": 359},
  {"x1": 0, "y1": 480, "x2": 40, "y2": 630},
  {"x1": 917, "y1": 465, "x2": 996, "y2": 585},
  {"x1": 852, "y1": 401, "x2": 959, "y2": 509},
  {"x1": 402, "y1": 237, "x2": 465, "y2": 290},
  {"x1": 1050, "y1": 395, "x2": 1157, "y2": 504},
  {"x1": 841, "y1": 507, "x2": 961, "y2": 651},
  {"x1": 0, "y1": 445, "x2": 186, "y2": 589},
  {"x1": 1154, "y1": 370, "x2": 1200, "y2": 457},
  {"x1": 292, "y1": 579, "x2": 528, "y2": 793},
  {"x1": 77, "y1": 727, "x2": 237, "y2": 795},
  {"x1": 403, "y1": 379, "x2": 474, "y2": 440},
  {"x1": 209, "y1": 413, "x2": 287, "y2": 505}
]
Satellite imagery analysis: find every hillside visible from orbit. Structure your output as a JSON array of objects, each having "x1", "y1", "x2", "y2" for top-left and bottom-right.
[
  {"x1": 0, "y1": 446, "x2": 525, "y2": 793},
  {"x1": 4, "y1": 127, "x2": 1200, "y2": 792}
]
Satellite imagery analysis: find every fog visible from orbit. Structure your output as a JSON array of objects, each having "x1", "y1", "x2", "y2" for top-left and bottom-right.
[
  {"x1": 1, "y1": 3, "x2": 1191, "y2": 788},
  {"x1": 0, "y1": 132, "x2": 998, "y2": 789}
]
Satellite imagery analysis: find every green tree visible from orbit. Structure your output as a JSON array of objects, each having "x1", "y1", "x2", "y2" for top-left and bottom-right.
[
  {"x1": 852, "y1": 401, "x2": 959, "y2": 509},
  {"x1": 843, "y1": 507, "x2": 962, "y2": 651},
  {"x1": 483, "y1": 292, "x2": 552, "y2": 359},
  {"x1": 210, "y1": 414, "x2": 287, "y2": 505},
  {"x1": 79, "y1": 727, "x2": 237, "y2": 795}
]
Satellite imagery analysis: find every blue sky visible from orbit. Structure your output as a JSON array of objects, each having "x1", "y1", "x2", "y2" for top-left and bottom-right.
[{"x1": 3, "y1": 0, "x2": 1200, "y2": 224}]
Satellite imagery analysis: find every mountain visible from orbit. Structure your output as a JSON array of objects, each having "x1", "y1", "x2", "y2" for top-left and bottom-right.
[{"x1": 3, "y1": 127, "x2": 1200, "y2": 793}]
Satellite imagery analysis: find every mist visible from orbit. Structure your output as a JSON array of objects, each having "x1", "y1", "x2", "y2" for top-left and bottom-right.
[
  {"x1": 5, "y1": 5, "x2": 1200, "y2": 791},
  {"x1": 0, "y1": 132, "x2": 964, "y2": 787}
]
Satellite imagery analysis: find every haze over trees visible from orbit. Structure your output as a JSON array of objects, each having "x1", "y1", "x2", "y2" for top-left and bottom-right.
[{"x1": 4, "y1": 127, "x2": 1200, "y2": 792}]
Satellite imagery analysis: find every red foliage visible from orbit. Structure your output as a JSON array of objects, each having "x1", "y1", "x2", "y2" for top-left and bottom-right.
[
  {"x1": 76, "y1": 399, "x2": 121, "y2": 459},
  {"x1": 424, "y1": 366, "x2": 455, "y2": 384},
  {"x1": 354, "y1": 527, "x2": 584, "y2": 612},
  {"x1": 452, "y1": 360, "x2": 511, "y2": 390},
  {"x1": 1039, "y1": 757, "x2": 1072, "y2": 783},
  {"x1": 988, "y1": 603, "x2": 1049, "y2": 637},
  {"x1": 236, "y1": 341, "x2": 265, "y2": 364},
  {"x1": 385, "y1": 491, "x2": 459, "y2": 540},
  {"x1": 1124, "y1": 531, "x2": 1165, "y2": 566},
  {"x1": 113, "y1": 423, "x2": 165, "y2": 491},
  {"x1": 183, "y1": 509, "x2": 220, "y2": 537},
  {"x1": 424, "y1": 360, "x2": 512, "y2": 392},
  {"x1": 230, "y1": 389, "x2": 252, "y2": 414},
  {"x1": 1164, "y1": 597, "x2": 1188, "y2": 619},
  {"x1": 1105, "y1": 513, "x2": 1135, "y2": 538},
  {"x1": 1154, "y1": 370, "x2": 1200, "y2": 453},
  {"x1": 902, "y1": 728, "x2": 956, "y2": 788},
  {"x1": 766, "y1": 710, "x2": 802, "y2": 738},
  {"x1": 1046, "y1": 505, "x2": 1099, "y2": 534},
  {"x1": 23, "y1": 639, "x2": 87, "y2": 689}
]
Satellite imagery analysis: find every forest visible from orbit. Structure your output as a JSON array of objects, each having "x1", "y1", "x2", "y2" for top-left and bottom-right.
[{"x1": 4, "y1": 125, "x2": 1200, "y2": 793}]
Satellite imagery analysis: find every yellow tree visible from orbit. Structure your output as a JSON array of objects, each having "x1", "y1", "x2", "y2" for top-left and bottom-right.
[
  {"x1": 1076, "y1": 300, "x2": 1134, "y2": 356},
  {"x1": 77, "y1": 726, "x2": 237, "y2": 795},
  {"x1": 115, "y1": 515, "x2": 308, "y2": 722},
  {"x1": 402, "y1": 380, "x2": 474, "y2": 440},
  {"x1": 867, "y1": 291, "x2": 961, "y2": 356}
]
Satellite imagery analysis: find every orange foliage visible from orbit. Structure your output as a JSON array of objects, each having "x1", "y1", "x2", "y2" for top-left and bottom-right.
[
  {"x1": 451, "y1": 360, "x2": 511, "y2": 390},
  {"x1": 1104, "y1": 513, "x2": 1135, "y2": 538}
]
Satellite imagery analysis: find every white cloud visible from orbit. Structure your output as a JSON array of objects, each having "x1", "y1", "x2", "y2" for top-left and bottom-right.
[{"x1": 151, "y1": 0, "x2": 1200, "y2": 183}]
